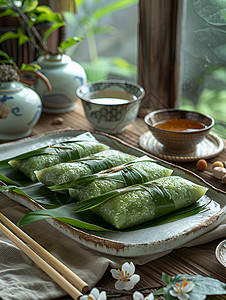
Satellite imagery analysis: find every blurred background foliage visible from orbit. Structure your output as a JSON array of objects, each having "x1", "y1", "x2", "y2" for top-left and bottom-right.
[
  {"x1": 63, "y1": 0, "x2": 138, "y2": 82},
  {"x1": 180, "y1": 0, "x2": 226, "y2": 138}
]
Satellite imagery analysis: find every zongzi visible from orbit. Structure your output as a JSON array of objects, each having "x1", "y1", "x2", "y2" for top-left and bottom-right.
[
  {"x1": 83, "y1": 176, "x2": 208, "y2": 229},
  {"x1": 68, "y1": 156, "x2": 173, "y2": 200},
  {"x1": 36, "y1": 149, "x2": 137, "y2": 186},
  {"x1": 8, "y1": 132, "x2": 108, "y2": 181}
]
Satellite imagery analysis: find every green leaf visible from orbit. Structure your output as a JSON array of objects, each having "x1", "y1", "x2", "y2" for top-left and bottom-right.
[
  {"x1": 0, "y1": 50, "x2": 11, "y2": 60},
  {"x1": 59, "y1": 37, "x2": 83, "y2": 51},
  {"x1": 0, "y1": 8, "x2": 16, "y2": 17},
  {"x1": 42, "y1": 23, "x2": 66, "y2": 41},
  {"x1": 35, "y1": 12, "x2": 65, "y2": 24},
  {"x1": 93, "y1": 0, "x2": 138, "y2": 21},
  {"x1": 163, "y1": 273, "x2": 226, "y2": 299},
  {"x1": 0, "y1": 31, "x2": 19, "y2": 43},
  {"x1": 194, "y1": 0, "x2": 226, "y2": 26},
  {"x1": 23, "y1": 0, "x2": 39, "y2": 12},
  {"x1": 20, "y1": 64, "x2": 41, "y2": 71},
  {"x1": 17, "y1": 27, "x2": 29, "y2": 45},
  {"x1": 35, "y1": 5, "x2": 53, "y2": 14},
  {"x1": 17, "y1": 203, "x2": 113, "y2": 231}
]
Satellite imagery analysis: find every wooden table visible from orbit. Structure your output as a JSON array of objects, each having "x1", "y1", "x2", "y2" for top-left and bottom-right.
[{"x1": 1, "y1": 100, "x2": 226, "y2": 299}]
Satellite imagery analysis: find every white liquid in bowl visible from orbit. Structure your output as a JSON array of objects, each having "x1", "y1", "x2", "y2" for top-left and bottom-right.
[{"x1": 89, "y1": 98, "x2": 130, "y2": 105}]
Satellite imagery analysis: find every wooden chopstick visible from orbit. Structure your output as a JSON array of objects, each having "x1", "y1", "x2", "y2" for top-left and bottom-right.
[{"x1": 0, "y1": 212, "x2": 89, "y2": 298}]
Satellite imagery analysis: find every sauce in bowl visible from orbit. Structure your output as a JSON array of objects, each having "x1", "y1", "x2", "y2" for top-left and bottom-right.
[{"x1": 154, "y1": 118, "x2": 206, "y2": 132}]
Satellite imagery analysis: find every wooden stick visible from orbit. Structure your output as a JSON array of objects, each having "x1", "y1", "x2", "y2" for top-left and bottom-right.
[
  {"x1": 0, "y1": 222, "x2": 82, "y2": 300},
  {"x1": 0, "y1": 212, "x2": 89, "y2": 294}
]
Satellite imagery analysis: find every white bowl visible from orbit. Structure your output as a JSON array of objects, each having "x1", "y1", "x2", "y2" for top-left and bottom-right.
[{"x1": 76, "y1": 80, "x2": 145, "y2": 134}]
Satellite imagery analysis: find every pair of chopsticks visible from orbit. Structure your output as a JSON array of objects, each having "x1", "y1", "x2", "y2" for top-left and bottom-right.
[{"x1": 0, "y1": 212, "x2": 89, "y2": 299}]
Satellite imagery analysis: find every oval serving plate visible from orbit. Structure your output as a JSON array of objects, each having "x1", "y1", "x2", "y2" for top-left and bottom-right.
[{"x1": 0, "y1": 129, "x2": 225, "y2": 257}]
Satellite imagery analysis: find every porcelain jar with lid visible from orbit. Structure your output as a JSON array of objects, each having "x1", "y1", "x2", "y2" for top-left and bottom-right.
[
  {"x1": 33, "y1": 53, "x2": 87, "y2": 113},
  {"x1": 0, "y1": 71, "x2": 51, "y2": 141}
]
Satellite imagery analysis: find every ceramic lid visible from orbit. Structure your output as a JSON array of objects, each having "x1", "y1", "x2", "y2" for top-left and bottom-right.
[
  {"x1": 37, "y1": 53, "x2": 71, "y2": 67},
  {"x1": 0, "y1": 81, "x2": 24, "y2": 93}
]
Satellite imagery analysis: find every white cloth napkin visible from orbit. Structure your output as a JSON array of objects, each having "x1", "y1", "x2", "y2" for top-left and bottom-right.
[{"x1": 0, "y1": 194, "x2": 225, "y2": 300}]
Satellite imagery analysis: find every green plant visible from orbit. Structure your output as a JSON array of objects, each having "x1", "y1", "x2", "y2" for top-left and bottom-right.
[
  {"x1": 180, "y1": 0, "x2": 226, "y2": 137},
  {"x1": 0, "y1": 0, "x2": 82, "y2": 59},
  {"x1": 64, "y1": 0, "x2": 138, "y2": 82}
]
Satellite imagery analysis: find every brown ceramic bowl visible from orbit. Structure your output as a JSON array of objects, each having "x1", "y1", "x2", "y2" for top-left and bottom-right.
[{"x1": 144, "y1": 109, "x2": 215, "y2": 153}]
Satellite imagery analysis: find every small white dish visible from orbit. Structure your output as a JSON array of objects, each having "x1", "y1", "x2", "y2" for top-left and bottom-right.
[{"x1": 215, "y1": 239, "x2": 226, "y2": 267}]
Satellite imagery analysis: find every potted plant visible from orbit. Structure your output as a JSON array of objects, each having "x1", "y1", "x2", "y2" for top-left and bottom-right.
[{"x1": 0, "y1": 0, "x2": 87, "y2": 113}]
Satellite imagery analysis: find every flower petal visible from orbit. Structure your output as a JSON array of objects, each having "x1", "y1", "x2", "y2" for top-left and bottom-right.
[
  {"x1": 110, "y1": 269, "x2": 121, "y2": 279},
  {"x1": 145, "y1": 293, "x2": 154, "y2": 300},
  {"x1": 182, "y1": 282, "x2": 195, "y2": 293},
  {"x1": 129, "y1": 262, "x2": 136, "y2": 275},
  {"x1": 124, "y1": 281, "x2": 137, "y2": 290},
  {"x1": 170, "y1": 289, "x2": 179, "y2": 297},
  {"x1": 133, "y1": 291, "x2": 144, "y2": 300},
  {"x1": 130, "y1": 274, "x2": 140, "y2": 285},
  {"x1": 99, "y1": 291, "x2": 107, "y2": 300},
  {"x1": 90, "y1": 288, "x2": 100, "y2": 299},
  {"x1": 122, "y1": 262, "x2": 131, "y2": 274},
  {"x1": 115, "y1": 279, "x2": 126, "y2": 290},
  {"x1": 178, "y1": 294, "x2": 190, "y2": 300},
  {"x1": 80, "y1": 295, "x2": 89, "y2": 300}
]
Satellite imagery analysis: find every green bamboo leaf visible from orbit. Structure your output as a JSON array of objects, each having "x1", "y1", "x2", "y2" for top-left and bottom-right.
[
  {"x1": 0, "y1": 174, "x2": 19, "y2": 186},
  {"x1": 74, "y1": 190, "x2": 121, "y2": 212},
  {"x1": 17, "y1": 203, "x2": 113, "y2": 231},
  {"x1": 16, "y1": 194, "x2": 213, "y2": 232}
]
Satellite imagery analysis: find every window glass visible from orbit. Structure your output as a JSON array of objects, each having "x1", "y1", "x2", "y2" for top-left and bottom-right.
[
  {"x1": 64, "y1": 0, "x2": 138, "y2": 83},
  {"x1": 180, "y1": 0, "x2": 226, "y2": 138}
]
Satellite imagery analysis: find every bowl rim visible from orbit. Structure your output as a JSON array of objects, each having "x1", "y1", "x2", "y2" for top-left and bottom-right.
[
  {"x1": 76, "y1": 79, "x2": 145, "y2": 105},
  {"x1": 144, "y1": 108, "x2": 215, "y2": 134}
]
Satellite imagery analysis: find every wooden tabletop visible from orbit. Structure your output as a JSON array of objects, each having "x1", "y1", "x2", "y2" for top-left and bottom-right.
[{"x1": 1, "y1": 100, "x2": 226, "y2": 299}]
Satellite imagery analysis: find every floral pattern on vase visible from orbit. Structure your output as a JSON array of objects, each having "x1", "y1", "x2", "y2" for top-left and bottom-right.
[{"x1": 0, "y1": 81, "x2": 42, "y2": 140}]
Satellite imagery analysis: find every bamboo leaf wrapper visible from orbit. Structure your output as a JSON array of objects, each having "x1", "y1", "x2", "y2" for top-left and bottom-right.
[
  {"x1": 8, "y1": 132, "x2": 109, "y2": 181},
  {"x1": 68, "y1": 156, "x2": 173, "y2": 200},
  {"x1": 36, "y1": 150, "x2": 137, "y2": 186},
  {"x1": 88, "y1": 176, "x2": 208, "y2": 229}
]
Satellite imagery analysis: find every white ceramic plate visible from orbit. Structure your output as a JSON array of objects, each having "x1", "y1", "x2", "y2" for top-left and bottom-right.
[{"x1": 0, "y1": 129, "x2": 225, "y2": 257}]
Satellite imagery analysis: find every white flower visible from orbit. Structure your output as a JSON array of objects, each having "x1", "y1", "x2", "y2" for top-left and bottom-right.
[
  {"x1": 80, "y1": 287, "x2": 107, "y2": 300},
  {"x1": 110, "y1": 261, "x2": 140, "y2": 290},
  {"x1": 169, "y1": 277, "x2": 195, "y2": 300},
  {"x1": 133, "y1": 290, "x2": 154, "y2": 300}
]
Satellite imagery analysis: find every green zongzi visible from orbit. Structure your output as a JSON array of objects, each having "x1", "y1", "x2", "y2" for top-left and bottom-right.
[
  {"x1": 36, "y1": 149, "x2": 137, "y2": 186},
  {"x1": 80, "y1": 176, "x2": 208, "y2": 229},
  {"x1": 67, "y1": 156, "x2": 173, "y2": 200},
  {"x1": 8, "y1": 132, "x2": 108, "y2": 181}
]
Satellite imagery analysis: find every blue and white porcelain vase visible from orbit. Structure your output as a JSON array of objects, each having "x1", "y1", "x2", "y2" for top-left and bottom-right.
[
  {"x1": 33, "y1": 53, "x2": 87, "y2": 113},
  {"x1": 0, "y1": 81, "x2": 42, "y2": 140}
]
